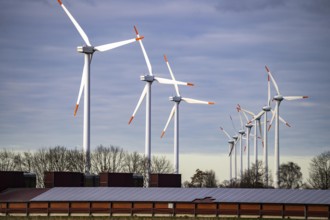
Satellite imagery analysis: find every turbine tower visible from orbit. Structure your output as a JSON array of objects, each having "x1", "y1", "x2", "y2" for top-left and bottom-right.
[
  {"x1": 265, "y1": 65, "x2": 308, "y2": 188},
  {"x1": 230, "y1": 114, "x2": 245, "y2": 179},
  {"x1": 161, "y1": 55, "x2": 214, "y2": 174},
  {"x1": 57, "y1": 0, "x2": 142, "y2": 173},
  {"x1": 128, "y1": 29, "x2": 190, "y2": 186}
]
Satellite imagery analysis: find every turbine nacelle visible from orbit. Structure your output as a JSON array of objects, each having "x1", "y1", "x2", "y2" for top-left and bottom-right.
[
  {"x1": 228, "y1": 140, "x2": 235, "y2": 144},
  {"x1": 77, "y1": 46, "x2": 94, "y2": 54},
  {"x1": 274, "y1": 95, "x2": 284, "y2": 101},
  {"x1": 140, "y1": 75, "x2": 154, "y2": 82},
  {"x1": 262, "y1": 105, "x2": 271, "y2": 112},
  {"x1": 245, "y1": 124, "x2": 253, "y2": 129},
  {"x1": 238, "y1": 130, "x2": 245, "y2": 135},
  {"x1": 169, "y1": 96, "x2": 182, "y2": 102},
  {"x1": 232, "y1": 135, "x2": 238, "y2": 140}
]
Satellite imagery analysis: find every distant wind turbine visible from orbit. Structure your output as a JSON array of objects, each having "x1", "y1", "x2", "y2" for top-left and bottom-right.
[
  {"x1": 265, "y1": 65, "x2": 308, "y2": 188},
  {"x1": 230, "y1": 113, "x2": 245, "y2": 179},
  {"x1": 220, "y1": 127, "x2": 235, "y2": 182},
  {"x1": 57, "y1": 0, "x2": 142, "y2": 174},
  {"x1": 161, "y1": 55, "x2": 215, "y2": 174}
]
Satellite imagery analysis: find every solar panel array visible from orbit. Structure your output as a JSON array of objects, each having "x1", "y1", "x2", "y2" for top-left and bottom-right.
[{"x1": 31, "y1": 187, "x2": 330, "y2": 205}]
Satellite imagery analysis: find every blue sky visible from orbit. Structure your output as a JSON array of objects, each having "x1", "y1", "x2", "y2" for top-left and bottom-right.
[{"x1": 0, "y1": 0, "x2": 329, "y2": 182}]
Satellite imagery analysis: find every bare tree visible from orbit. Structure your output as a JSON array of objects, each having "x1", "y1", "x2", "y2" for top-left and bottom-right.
[
  {"x1": 0, "y1": 149, "x2": 20, "y2": 171},
  {"x1": 123, "y1": 151, "x2": 144, "y2": 173},
  {"x1": 66, "y1": 148, "x2": 84, "y2": 172},
  {"x1": 308, "y1": 151, "x2": 330, "y2": 189},
  {"x1": 279, "y1": 161, "x2": 302, "y2": 189},
  {"x1": 91, "y1": 145, "x2": 126, "y2": 173},
  {"x1": 151, "y1": 156, "x2": 173, "y2": 174}
]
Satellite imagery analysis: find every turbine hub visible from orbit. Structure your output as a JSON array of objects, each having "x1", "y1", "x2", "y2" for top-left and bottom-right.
[
  {"x1": 140, "y1": 75, "x2": 154, "y2": 82},
  {"x1": 77, "y1": 46, "x2": 94, "y2": 54},
  {"x1": 262, "y1": 105, "x2": 271, "y2": 112},
  {"x1": 274, "y1": 95, "x2": 284, "y2": 101},
  {"x1": 169, "y1": 96, "x2": 181, "y2": 102}
]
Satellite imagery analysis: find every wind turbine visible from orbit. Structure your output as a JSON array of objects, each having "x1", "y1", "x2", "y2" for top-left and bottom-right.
[
  {"x1": 57, "y1": 0, "x2": 142, "y2": 174},
  {"x1": 265, "y1": 65, "x2": 308, "y2": 188},
  {"x1": 237, "y1": 106, "x2": 253, "y2": 171},
  {"x1": 230, "y1": 113, "x2": 245, "y2": 179},
  {"x1": 221, "y1": 121, "x2": 239, "y2": 180},
  {"x1": 220, "y1": 127, "x2": 235, "y2": 182},
  {"x1": 237, "y1": 105, "x2": 262, "y2": 177},
  {"x1": 160, "y1": 55, "x2": 215, "y2": 174},
  {"x1": 128, "y1": 28, "x2": 190, "y2": 186}
]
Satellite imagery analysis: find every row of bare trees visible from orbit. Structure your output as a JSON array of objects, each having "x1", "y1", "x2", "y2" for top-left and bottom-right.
[{"x1": 0, "y1": 145, "x2": 173, "y2": 187}]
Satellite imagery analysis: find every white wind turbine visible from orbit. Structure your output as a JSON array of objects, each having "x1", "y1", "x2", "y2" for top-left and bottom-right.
[
  {"x1": 161, "y1": 55, "x2": 215, "y2": 174},
  {"x1": 265, "y1": 65, "x2": 308, "y2": 188},
  {"x1": 128, "y1": 29, "x2": 191, "y2": 185},
  {"x1": 237, "y1": 104, "x2": 262, "y2": 176},
  {"x1": 221, "y1": 120, "x2": 239, "y2": 180},
  {"x1": 237, "y1": 105, "x2": 254, "y2": 171},
  {"x1": 230, "y1": 114, "x2": 245, "y2": 179},
  {"x1": 220, "y1": 127, "x2": 235, "y2": 182},
  {"x1": 57, "y1": 0, "x2": 142, "y2": 174}
]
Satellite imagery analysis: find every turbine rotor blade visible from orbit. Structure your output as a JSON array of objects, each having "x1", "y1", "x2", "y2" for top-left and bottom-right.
[
  {"x1": 239, "y1": 106, "x2": 255, "y2": 117},
  {"x1": 237, "y1": 104, "x2": 249, "y2": 122},
  {"x1": 267, "y1": 74, "x2": 271, "y2": 106},
  {"x1": 268, "y1": 107, "x2": 276, "y2": 131},
  {"x1": 229, "y1": 143, "x2": 234, "y2": 156},
  {"x1": 57, "y1": 0, "x2": 91, "y2": 46},
  {"x1": 128, "y1": 84, "x2": 148, "y2": 124},
  {"x1": 74, "y1": 57, "x2": 88, "y2": 116},
  {"x1": 249, "y1": 111, "x2": 265, "y2": 124},
  {"x1": 230, "y1": 115, "x2": 238, "y2": 132},
  {"x1": 238, "y1": 109, "x2": 244, "y2": 129},
  {"x1": 265, "y1": 65, "x2": 280, "y2": 95},
  {"x1": 94, "y1": 37, "x2": 143, "y2": 52},
  {"x1": 279, "y1": 115, "x2": 291, "y2": 127},
  {"x1": 161, "y1": 105, "x2": 176, "y2": 138},
  {"x1": 257, "y1": 119, "x2": 264, "y2": 148},
  {"x1": 134, "y1": 25, "x2": 152, "y2": 76},
  {"x1": 154, "y1": 77, "x2": 193, "y2": 86},
  {"x1": 220, "y1": 126, "x2": 231, "y2": 140},
  {"x1": 164, "y1": 54, "x2": 180, "y2": 96},
  {"x1": 283, "y1": 96, "x2": 309, "y2": 101},
  {"x1": 182, "y1": 97, "x2": 214, "y2": 105}
]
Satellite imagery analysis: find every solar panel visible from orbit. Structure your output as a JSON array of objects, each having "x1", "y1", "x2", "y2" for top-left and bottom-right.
[{"x1": 30, "y1": 187, "x2": 330, "y2": 205}]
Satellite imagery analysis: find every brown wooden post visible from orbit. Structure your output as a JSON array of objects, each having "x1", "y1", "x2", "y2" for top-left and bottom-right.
[
  {"x1": 109, "y1": 202, "x2": 112, "y2": 217},
  {"x1": 26, "y1": 202, "x2": 29, "y2": 217},
  {"x1": 47, "y1": 202, "x2": 50, "y2": 217},
  {"x1": 237, "y1": 203, "x2": 241, "y2": 218},
  {"x1": 68, "y1": 201, "x2": 71, "y2": 216}
]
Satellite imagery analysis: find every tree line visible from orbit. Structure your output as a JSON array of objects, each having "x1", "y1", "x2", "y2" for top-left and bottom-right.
[
  {"x1": 0, "y1": 145, "x2": 173, "y2": 187},
  {"x1": 1, "y1": 146, "x2": 329, "y2": 189},
  {"x1": 183, "y1": 150, "x2": 330, "y2": 190}
]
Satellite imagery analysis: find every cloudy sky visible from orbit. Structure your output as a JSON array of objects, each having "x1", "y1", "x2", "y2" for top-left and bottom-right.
[{"x1": 0, "y1": 0, "x2": 329, "y2": 182}]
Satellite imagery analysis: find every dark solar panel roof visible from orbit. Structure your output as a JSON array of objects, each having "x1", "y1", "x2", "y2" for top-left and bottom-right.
[
  {"x1": 0, "y1": 188, "x2": 49, "y2": 202},
  {"x1": 30, "y1": 187, "x2": 330, "y2": 205}
]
